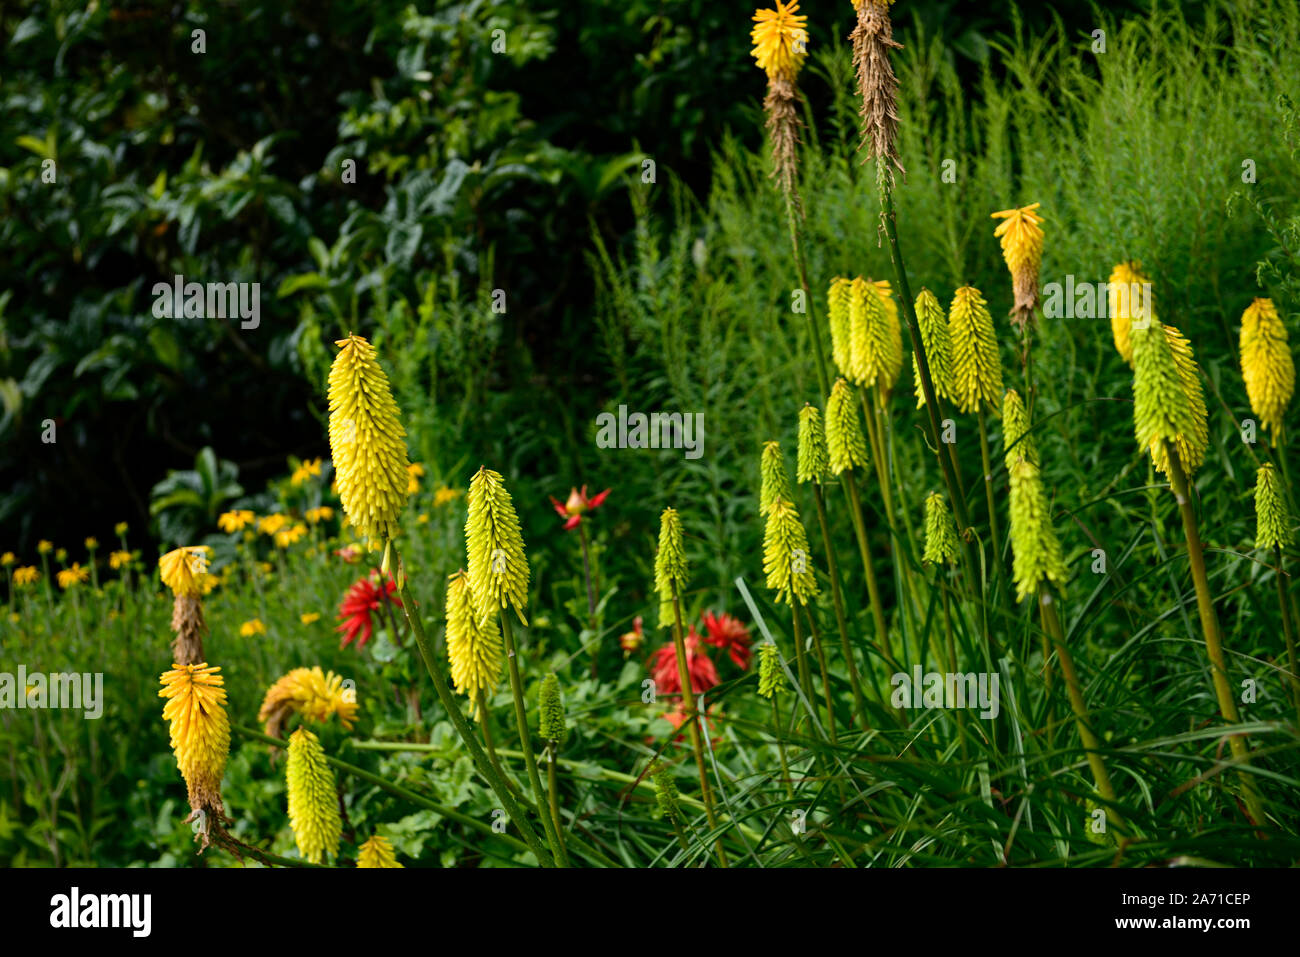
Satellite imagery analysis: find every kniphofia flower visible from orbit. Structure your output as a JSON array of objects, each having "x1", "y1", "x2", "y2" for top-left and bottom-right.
[
  {"x1": 357, "y1": 834, "x2": 403, "y2": 868},
  {"x1": 444, "y1": 569, "x2": 503, "y2": 717},
  {"x1": 825, "y1": 377, "x2": 869, "y2": 474},
  {"x1": 757, "y1": 642, "x2": 786, "y2": 698},
  {"x1": 158, "y1": 546, "x2": 212, "y2": 597},
  {"x1": 327, "y1": 334, "x2": 410, "y2": 546},
  {"x1": 336, "y1": 570, "x2": 401, "y2": 649},
  {"x1": 1240, "y1": 298, "x2": 1294, "y2": 434},
  {"x1": 549, "y1": 485, "x2": 611, "y2": 530},
  {"x1": 538, "y1": 673, "x2": 568, "y2": 744},
  {"x1": 258, "y1": 666, "x2": 358, "y2": 739},
  {"x1": 1254, "y1": 463, "x2": 1292, "y2": 550},
  {"x1": 760, "y1": 441, "x2": 792, "y2": 514},
  {"x1": 1008, "y1": 458, "x2": 1067, "y2": 603},
  {"x1": 1132, "y1": 318, "x2": 1208, "y2": 477},
  {"x1": 750, "y1": 1, "x2": 808, "y2": 82},
  {"x1": 763, "y1": 498, "x2": 819, "y2": 606},
  {"x1": 1002, "y1": 389, "x2": 1038, "y2": 469},
  {"x1": 653, "y1": 507, "x2": 689, "y2": 630},
  {"x1": 990, "y1": 203, "x2": 1045, "y2": 330},
  {"x1": 751, "y1": 2, "x2": 809, "y2": 201},
  {"x1": 466, "y1": 467, "x2": 530, "y2": 627},
  {"x1": 922, "y1": 491, "x2": 960, "y2": 565},
  {"x1": 286, "y1": 727, "x2": 341, "y2": 864},
  {"x1": 913, "y1": 287, "x2": 956, "y2": 408},
  {"x1": 796, "y1": 403, "x2": 830, "y2": 484},
  {"x1": 948, "y1": 285, "x2": 1004, "y2": 414},
  {"x1": 827, "y1": 277, "x2": 853, "y2": 378},
  {"x1": 159, "y1": 662, "x2": 230, "y2": 840},
  {"x1": 1107, "y1": 261, "x2": 1151, "y2": 365},
  {"x1": 850, "y1": 0, "x2": 902, "y2": 175}
]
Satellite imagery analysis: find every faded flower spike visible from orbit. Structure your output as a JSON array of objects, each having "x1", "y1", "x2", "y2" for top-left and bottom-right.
[
  {"x1": 990, "y1": 203, "x2": 1045, "y2": 331},
  {"x1": 466, "y1": 467, "x2": 531, "y2": 627},
  {"x1": 1107, "y1": 261, "x2": 1152, "y2": 365},
  {"x1": 538, "y1": 672, "x2": 568, "y2": 744},
  {"x1": 827, "y1": 277, "x2": 853, "y2": 377},
  {"x1": 654, "y1": 507, "x2": 690, "y2": 629},
  {"x1": 757, "y1": 642, "x2": 787, "y2": 698},
  {"x1": 760, "y1": 441, "x2": 793, "y2": 513},
  {"x1": 445, "y1": 569, "x2": 504, "y2": 718},
  {"x1": 763, "y1": 498, "x2": 819, "y2": 605},
  {"x1": 159, "y1": 662, "x2": 230, "y2": 842},
  {"x1": 796, "y1": 403, "x2": 830, "y2": 484},
  {"x1": 948, "y1": 285, "x2": 1004, "y2": 414},
  {"x1": 825, "y1": 378, "x2": 869, "y2": 474},
  {"x1": 1008, "y1": 458, "x2": 1068, "y2": 603},
  {"x1": 327, "y1": 334, "x2": 411, "y2": 546},
  {"x1": 1132, "y1": 319, "x2": 1207, "y2": 477},
  {"x1": 1254, "y1": 463, "x2": 1292, "y2": 550},
  {"x1": 1002, "y1": 389, "x2": 1038, "y2": 469},
  {"x1": 850, "y1": 0, "x2": 903, "y2": 176},
  {"x1": 1240, "y1": 298, "x2": 1294, "y2": 434},
  {"x1": 913, "y1": 288, "x2": 956, "y2": 409},
  {"x1": 921, "y1": 491, "x2": 960, "y2": 565},
  {"x1": 357, "y1": 834, "x2": 403, "y2": 868},
  {"x1": 286, "y1": 727, "x2": 342, "y2": 865},
  {"x1": 752, "y1": 3, "x2": 809, "y2": 202}
]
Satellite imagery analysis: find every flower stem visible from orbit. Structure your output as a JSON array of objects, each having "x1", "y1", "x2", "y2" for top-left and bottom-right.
[
  {"x1": 841, "y1": 469, "x2": 896, "y2": 673},
  {"x1": 670, "y1": 581, "x2": 727, "y2": 866},
  {"x1": 545, "y1": 743, "x2": 570, "y2": 867},
  {"x1": 1277, "y1": 546, "x2": 1300, "y2": 725},
  {"x1": 498, "y1": 613, "x2": 567, "y2": 867},
  {"x1": 812, "y1": 484, "x2": 868, "y2": 726},
  {"x1": 386, "y1": 540, "x2": 554, "y2": 866},
  {"x1": 1162, "y1": 448, "x2": 1267, "y2": 827},
  {"x1": 578, "y1": 522, "x2": 599, "y2": 677}
]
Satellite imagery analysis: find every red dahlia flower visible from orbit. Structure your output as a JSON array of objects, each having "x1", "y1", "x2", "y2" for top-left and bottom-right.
[
  {"x1": 549, "y1": 485, "x2": 611, "y2": 530},
  {"x1": 651, "y1": 627, "x2": 719, "y2": 697},
  {"x1": 336, "y1": 570, "x2": 401, "y2": 649},
  {"x1": 701, "y1": 610, "x2": 753, "y2": 671}
]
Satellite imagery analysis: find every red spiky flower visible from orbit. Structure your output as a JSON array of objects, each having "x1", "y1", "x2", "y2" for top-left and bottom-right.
[
  {"x1": 549, "y1": 485, "x2": 611, "y2": 530},
  {"x1": 336, "y1": 570, "x2": 401, "y2": 649},
  {"x1": 700, "y1": 610, "x2": 753, "y2": 671},
  {"x1": 651, "y1": 627, "x2": 720, "y2": 697}
]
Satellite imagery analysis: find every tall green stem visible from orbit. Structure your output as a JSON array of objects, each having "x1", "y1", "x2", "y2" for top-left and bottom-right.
[
  {"x1": 1277, "y1": 546, "x2": 1300, "y2": 725},
  {"x1": 812, "y1": 485, "x2": 868, "y2": 725}
]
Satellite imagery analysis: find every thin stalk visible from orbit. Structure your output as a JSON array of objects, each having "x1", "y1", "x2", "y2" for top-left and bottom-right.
[
  {"x1": 977, "y1": 412, "x2": 1008, "y2": 597},
  {"x1": 545, "y1": 743, "x2": 570, "y2": 867},
  {"x1": 812, "y1": 485, "x2": 868, "y2": 725},
  {"x1": 386, "y1": 540, "x2": 554, "y2": 866},
  {"x1": 578, "y1": 522, "x2": 599, "y2": 677},
  {"x1": 1037, "y1": 588, "x2": 1125, "y2": 835},
  {"x1": 474, "y1": 688, "x2": 516, "y2": 794},
  {"x1": 788, "y1": 604, "x2": 813, "y2": 729},
  {"x1": 802, "y1": 602, "x2": 837, "y2": 744},
  {"x1": 1273, "y1": 547, "x2": 1300, "y2": 724},
  {"x1": 771, "y1": 696, "x2": 795, "y2": 802},
  {"x1": 1162, "y1": 448, "x2": 1267, "y2": 827},
  {"x1": 670, "y1": 581, "x2": 727, "y2": 866},
  {"x1": 841, "y1": 469, "x2": 896, "y2": 673},
  {"x1": 785, "y1": 195, "x2": 832, "y2": 399},
  {"x1": 499, "y1": 613, "x2": 567, "y2": 867}
]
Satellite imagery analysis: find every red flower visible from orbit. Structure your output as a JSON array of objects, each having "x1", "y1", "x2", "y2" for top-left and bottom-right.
[
  {"x1": 700, "y1": 610, "x2": 753, "y2": 671},
  {"x1": 619, "y1": 615, "x2": 645, "y2": 657},
  {"x1": 336, "y1": 570, "x2": 401, "y2": 649},
  {"x1": 651, "y1": 627, "x2": 719, "y2": 697},
  {"x1": 549, "y1": 485, "x2": 611, "y2": 530},
  {"x1": 333, "y1": 544, "x2": 362, "y2": 564},
  {"x1": 660, "y1": 706, "x2": 720, "y2": 744}
]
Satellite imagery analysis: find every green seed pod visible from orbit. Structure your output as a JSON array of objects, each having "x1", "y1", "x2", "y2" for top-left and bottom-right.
[{"x1": 652, "y1": 764, "x2": 682, "y2": 822}]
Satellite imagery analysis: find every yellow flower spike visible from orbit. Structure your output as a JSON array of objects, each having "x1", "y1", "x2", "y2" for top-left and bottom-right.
[
  {"x1": 158, "y1": 546, "x2": 213, "y2": 597},
  {"x1": 912, "y1": 288, "x2": 955, "y2": 409},
  {"x1": 1132, "y1": 319, "x2": 1208, "y2": 477},
  {"x1": 948, "y1": 285, "x2": 1004, "y2": 414},
  {"x1": 1002, "y1": 389, "x2": 1038, "y2": 470},
  {"x1": 921, "y1": 491, "x2": 960, "y2": 565},
  {"x1": 159, "y1": 662, "x2": 230, "y2": 818},
  {"x1": 445, "y1": 569, "x2": 504, "y2": 718},
  {"x1": 757, "y1": 642, "x2": 786, "y2": 698},
  {"x1": 990, "y1": 203, "x2": 1045, "y2": 330},
  {"x1": 847, "y1": 276, "x2": 895, "y2": 391},
  {"x1": 825, "y1": 377, "x2": 869, "y2": 475},
  {"x1": 357, "y1": 834, "x2": 403, "y2": 868},
  {"x1": 1107, "y1": 261, "x2": 1152, "y2": 365},
  {"x1": 1241, "y1": 298, "x2": 1294, "y2": 434},
  {"x1": 327, "y1": 334, "x2": 411, "y2": 546},
  {"x1": 286, "y1": 727, "x2": 341, "y2": 865},
  {"x1": 653, "y1": 507, "x2": 689, "y2": 630},
  {"x1": 759, "y1": 441, "x2": 792, "y2": 514},
  {"x1": 762, "y1": 498, "x2": 819, "y2": 605},
  {"x1": 750, "y1": 1, "x2": 809, "y2": 82},
  {"x1": 1254, "y1": 463, "x2": 1292, "y2": 550},
  {"x1": 796, "y1": 404, "x2": 830, "y2": 484},
  {"x1": 465, "y1": 467, "x2": 530, "y2": 628},
  {"x1": 1008, "y1": 458, "x2": 1068, "y2": 603},
  {"x1": 827, "y1": 277, "x2": 853, "y2": 377},
  {"x1": 258, "y1": 666, "x2": 358, "y2": 739},
  {"x1": 872, "y1": 279, "x2": 904, "y2": 393}
]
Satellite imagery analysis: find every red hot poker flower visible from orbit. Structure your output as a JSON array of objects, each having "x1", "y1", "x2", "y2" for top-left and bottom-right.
[
  {"x1": 336, "y1": 570, "x2": 401, "y2": 649},
  {"x1": 700, "y1": 610, "x2": 753, "y2": 671},
  {"x1": 549, "y1": 485, "x2": 611, "y2": 530},
  {"x1": 651, "y1": 627, "x2": 719, "y2": 697}
]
